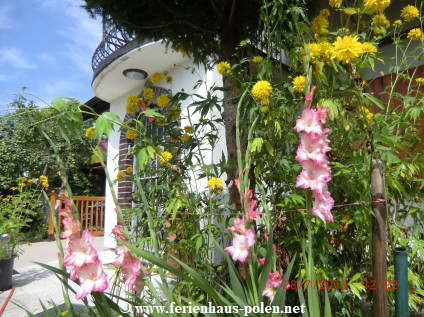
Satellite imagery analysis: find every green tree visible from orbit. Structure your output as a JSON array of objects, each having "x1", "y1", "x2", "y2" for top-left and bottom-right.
[{"x1": 83, "y1": 0, "x2": 312, "y2": 207}]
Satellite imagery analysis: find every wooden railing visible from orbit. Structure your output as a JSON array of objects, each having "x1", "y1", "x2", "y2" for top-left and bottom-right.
[{"x1": 48, "y1": 191, "x2": 105, "y2": 238}]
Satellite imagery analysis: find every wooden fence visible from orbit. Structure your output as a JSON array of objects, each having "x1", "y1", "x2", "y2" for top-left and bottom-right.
[{"x1": 48, "y1": 191, "x2": 105, "y2": 238}]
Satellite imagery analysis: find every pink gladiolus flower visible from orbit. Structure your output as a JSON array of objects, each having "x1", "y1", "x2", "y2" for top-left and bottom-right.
[
  {"x1": 61, "y1": 218, "x2": 80, "y2": 239},
  {"x1": 64, "y1": 230, "x2": 98, "y2": 267},
  {"x1": 258, "y1": 257, "x2": 266, "y2": 266},
  {"x1": 296, "y1": 133, "x2": 331, "y2": 164},
  {"x1": 243, "y1": 189, "x2": 260, "y2": 221},
  {"x1": 262, "y1": 272, "x2": 282, "y2": 304},
  {"x1": 112, "y1": 225, "x2": 127, "y2": 241},
  {"x1": 295, "y1": 160, "x2": 331, "y2": 193},
  {"x1": 121, "y1": 256, "x2": 142, "y2": 289},
  {"x1": 113, "y1": 245, "x2": 131, "y2": 266},
  {"x1": 224, "y1": 229, "x2": 255, "y2": 263},
  {"x1": 74, "y1": 262, "x2": 108, "y2": 300},
  {"x1": 294, "y1": 108, "x2": 323, "y2": 135},
  {"x1": 312, "y1": 188, "x2": 334, "y2": 223},
  {"x1": 228, "y1": 217, "x2": 246, "y2": 234}
]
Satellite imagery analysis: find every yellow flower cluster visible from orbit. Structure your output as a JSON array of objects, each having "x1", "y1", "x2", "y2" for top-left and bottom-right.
[
  {"x1": 251, "y1": 80, "x2": 272, "y2": 105},
  {"x1": 415, "y1": 78, "x2": 424, "y2": 84},
  {"x1": 306, "y1": 42, "x2": 332, "y2": 63},
  {"x1": 2, "y1": 195, "x2": 13, "y2": 202},
  {"x1": 180, "y1": 133, "x2": 190, "y2": 142},
  {"x1": 407, "y1": 28, "x2": 423, "y2": 41},
  {"x1": 40, "y1": 175, "x2": 49, "y2": 188},
  {"x1": 393, "y1": 20, "x2": 402, "y2": 28},
  {"x1": 344, "y1": 9, "x2": 358, "y2": 16},
  {"x1": 126, "y1": 128, "x2": 138, "y2": 140},
  {"x1": 157, "y1": 117, "x2": 167, "y2": 126},
  {"x1": 329, "y1": 0, "x2": 342, "y2": 8},
  {"x1": 253, "y1": 56, "x2": 263, "y2": 63},
  {"x1": 331, "y1": 35, "x2": 364, "y2": 63},
  {"x1": 239, "y1": 40, "x2": 248, "y2": 47},
  {"x1": 85, "y1": 127, "x2": 95, "y2": 139},
  {"x1": 400, "y1": 5, "x2": 419, "y2": 22},
  {"x1": 184, "y1": 126, "x2": 194, "y2": 134},
  {"x1": 158, "y1": 151, "x2": 173, "y2": 164},
  {"x1": 364, "y1": 0, "x2": 391, "y2": 13},
  {"x1": 372, "y1": 13, "x2": 390, "y2": 28},
  {"x1": 126, "y1": 166, "x2": 133, "y2": 174},
  {"x1": 170, "y1": 105, "x2": 181, "y2": 119},
  {"x1": 116, "y1": 171, "x2": 125, "y2": 180},
  {"x1": 217, "y1": 61, "x2": 231, "y2": 75},
  {"x1": 143, "y1": 88, "x2": 154, "y2": 100},
  {"x1": 361, "y1": 42, "x2": 378, "y2": 55},
  {"x1": 361, "y1": 106, "x2": 374, "y2": 120},
  {"x1": 311, "y1": 9, "x2": 330, "y2": 36},
  {"x1": 149, "y1": 72, "x2": 163, "y2": 85},
  {"x1": 126, "y1": 94, "x2": 140, "y2": 114},
  {"x1": 293, "y1": 76, "x2": 306, "y2": 93},
  {"x1": 207, "y1": 177, "x2": 223, "y2": 194},
  {"x1": 156, "y1": 94, "x2": 170, "y2": 108}
]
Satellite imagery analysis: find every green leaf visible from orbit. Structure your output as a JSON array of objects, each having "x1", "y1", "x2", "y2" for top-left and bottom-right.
[{"x1": 250, "y1": 137, "x2": 264, "y2": 153}]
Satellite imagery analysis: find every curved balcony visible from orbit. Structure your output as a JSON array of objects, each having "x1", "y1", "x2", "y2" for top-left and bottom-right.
[
  {"x1": 91, "y1": 20, "x2": 153, "y2": 80},
  {"x1": 91, "y1": 20, "x2": 188, "y2": 102}
]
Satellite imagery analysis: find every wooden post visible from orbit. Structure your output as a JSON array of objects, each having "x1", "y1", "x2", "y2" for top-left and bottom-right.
[
  {"x1": 371, "y1": 159, "x2": 388, "y2": 316},
  {"x1": 47, "y1": 190, "x2": 56, "y2": 240}
]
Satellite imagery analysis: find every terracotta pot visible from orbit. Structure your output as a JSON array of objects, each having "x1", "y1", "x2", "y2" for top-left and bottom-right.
[{"x1": 0, "y1": 257, "x2": 14, "y2": 291}]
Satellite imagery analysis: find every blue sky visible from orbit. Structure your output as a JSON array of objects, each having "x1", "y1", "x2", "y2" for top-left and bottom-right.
[{"x1": 0, "y1": 0, "x2": 102, "y2": 112}]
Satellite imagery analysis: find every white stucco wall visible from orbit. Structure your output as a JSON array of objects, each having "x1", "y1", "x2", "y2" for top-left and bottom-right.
[{"x1": 102, "y1": 57, "x2": 225, "y2": 248}]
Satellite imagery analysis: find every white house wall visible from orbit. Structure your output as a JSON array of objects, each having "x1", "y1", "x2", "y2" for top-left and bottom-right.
[{"x1": 103, "y1": 59, "x2": 225, "y2": 248}]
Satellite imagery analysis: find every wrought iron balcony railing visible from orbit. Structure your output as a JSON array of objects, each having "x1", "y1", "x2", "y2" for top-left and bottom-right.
[{"x1": 91, "y1": 20, "x2": 152, "y2": 79}]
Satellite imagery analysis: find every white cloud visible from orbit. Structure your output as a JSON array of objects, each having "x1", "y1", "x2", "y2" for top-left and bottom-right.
[
  {"x1": 0, "y1": 3, "x2": 13, "y2": 29},
  {"x1": 0, "y1": 47, "x2": 36, "y2": 69}
]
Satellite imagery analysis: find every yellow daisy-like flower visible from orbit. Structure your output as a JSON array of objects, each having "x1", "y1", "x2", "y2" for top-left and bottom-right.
[
  {"x1": 116, "y1": 171, "x2": 125, "y2": 179},
  {"x1": 319, "y1": 42, "x2": 333, "y2": 62},
  {"x1": 18, "y1": 176, "x2": 27, "y2": 181},
  {"x1": 400, "y1": 5, "x2": 419, "y2": 22},
  {"x1": 156, "y1": 94, "x2": 170, "y2": 108},
  {"x1": 311, "y1": 14, "x2": 329, "y2": 35},
  {"x1": 361, "y1": 106, "x2": 374, "y2": 120},
  {"x1": 207, "y1": 177, "x2": 223, "y2": 193},
  {"x1": 10, "y1": 187, "x2": 17, "y2": 191},
  {"x1": 126, "y1": 128, "x2": 138, "y2": 140},
  {"x1": 158, "y1": 151, "x2": 173, "y2": 164},
  {"x1": 253, "y1": 56, "x2": 264, "y2": 63},
  {"x1": 143, "y1": 88, "x2": 154, "y2": 100},
  {"x1": 126, "y1": 94, "x2": 140, "y2": 114},
  {"x1": 27, "y1": 179, "x2": 36, "y2": 183},
  {"x1": 331, "y1": 35, "x2": 364, "y2": 63},
  {"x1": 251, "y1": 80, "x2": 273, "y2": 105},
  {"x1": 293, "y1": 76, "x2": 306, "y2": 93},
  {"x1": 184, "y1": 126, "x2": 194, "y2": 134},
  {"x1": 415, "y1": 77, "x2": 424, "y2": 84},
  {"x1": 306, "y1": 43, "x2": 322, "y2": 63},
  {"x1": 344, "y1": 9, "x2": 358, "y2": 15},
  {"x1": 407, "y1": 28, "x2": 423, "y2": 41},
  {"x1": 170, "y1": 105, "x2": 181, "y2": 119},
  {"x1": 40, "y1": 175, "x2": 49, "y2": 187},
  {"x1": 239, "y1": 40, "x2": 248, "y2": 47},
  {"x1": 166, "y1": 76, "x2": 173, "y2": 84},
  {"x1": 126, "y1": 166, "x2": 133, "y2": 173},
  {"x1": 85, "y1": 127, "x2": 95, "y2": 139},
  {"x1": 361, "y1": 42, "x2": 378, "y2": 54},
  {"x1": 18, "y1": 182, "x2": 26, "y2": 187},
  {"x1": 217, "y1": 61, "x2": 231, "y2": 75},
  {"x1": 149, "y1": 72, "x2": 163, "y2": 85},
  {"x1": 320, "y1": 9, "x2": 330, "y2": 18},
  {"x1": 329, "y1": 0, "x2": 342, "y2": 8},
  {"x1": 372, "y1": 13, "x2": 390, "y2": 28},
  {"x1": 364, "y1": 0, "x2": 391, "y2": 13},
  {"x1": 393, "y1": 20, "x2": 402, "y2": 28},
  {"x1": 180, "y1": 133, "x2": 190, "y2": 142},
  {"x1": 157, "y1": 117, "x2": 167, "y2": 126}
]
